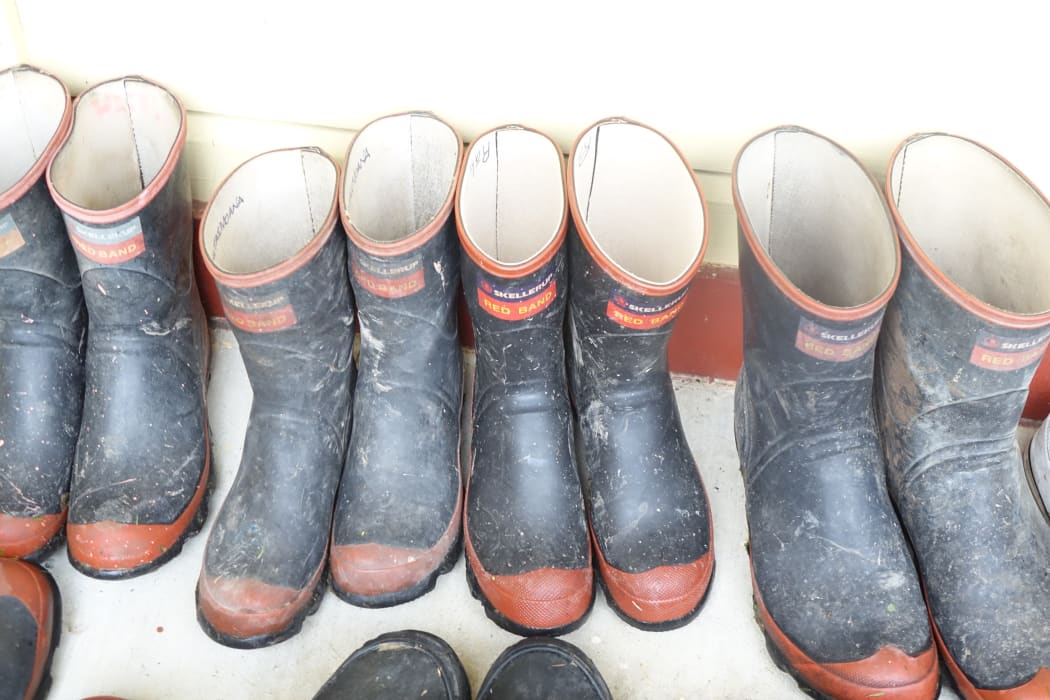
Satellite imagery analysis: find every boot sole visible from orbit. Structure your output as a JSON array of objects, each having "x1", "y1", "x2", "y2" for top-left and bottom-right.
[
  {"x1": 465, "y1": 560, "x2": 595, "y2": 637},
  {"x1": 754, "y1": 599, "x2": 943, "y2": 700},
  {"x1": 594, "y1": 559, "x2": 716, "y2": 632},
  {"x1": 195, "y1": 567, "x2": 329, "y2": 650},
  {"x1": 67, "y1": 458, "x2": 213, "y2": 581},
  {"x1": 330, "y1": 531, "x2": 462, "y2": 609}
]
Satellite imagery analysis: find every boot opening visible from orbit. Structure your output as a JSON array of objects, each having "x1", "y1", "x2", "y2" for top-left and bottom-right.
[
  {"x1": 343, "y1": 113, "x2": 459, "y2": 243},
  {"x1": 458, "y1": 127, "x2": 565, "y2": 265},
  {"x1": 571, "y1": 121, "x2": 704, "y2": 286},
  {"x1": 735, "y1": 128, "x2": 896, "y2": 308},
  {"x1": 890, "y1": 134, "x2": 1050, "y2": 315},
  {"x1": 202, "y1": 149, "x2": 337, "y2": 275},
  {"x1": 0, "y1": 67, "x2": 67, "y2": 193},
  {"x1": 49, "y1": 77, "x2": 182, "y2": 211}
]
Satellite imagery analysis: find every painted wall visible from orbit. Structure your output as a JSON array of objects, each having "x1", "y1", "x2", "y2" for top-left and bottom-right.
[{"x1": 6, "y1": 1, "x2": 1050, "y2": 269}]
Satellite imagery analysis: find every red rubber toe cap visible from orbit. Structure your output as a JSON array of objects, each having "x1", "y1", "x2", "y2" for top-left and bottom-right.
[
  {"x1": 0, "y1": 558, "x2": 58, "y2": 700},
  {"x1": 0, "y1": 510, "x2": 65, "y2": 559},
  {"x1": 934, "y1": 616, "x2": 1050, "y2": 699}
]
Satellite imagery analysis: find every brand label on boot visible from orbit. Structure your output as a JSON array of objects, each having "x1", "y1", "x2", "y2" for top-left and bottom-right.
[
  {"x1": 477, "y1": 268, "x2": 557, "y2": 320},
  {"x1": 605, "y1": 289, "x2": 689, "y2": 329},
  {"x1": 969, "y1": 330, "x2": 1050, "y2": 371},
  {"x1": 351, "y1": 253, "x2": 425, "y2": 299},
  {"x1": 0, "y1": 213, "x2": 26, "y2": 257},
  {"x1": 65, "y1": 215, "x2": 146, "y2": 264},
  {"x1": 222, "y1": 289, "x2": 298, "y2": 333},
  {"x1": 795, "y1": 316, "x2": 881, "y2": 362}
]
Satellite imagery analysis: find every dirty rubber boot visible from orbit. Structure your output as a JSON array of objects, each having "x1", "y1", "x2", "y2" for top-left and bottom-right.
[
  {"x1": 46, "y1": 76, "x2": 209, "y2": 579},
  {"x1": 1026, "y1": 419, "x2": 1050, "y2": 522},
  {"x1": 0, "y1": 558, "x2": 61, "y2": 700},
  {"x1": 312, "y1": 630, "x2": 469, "y2": 700},
  {"x1": 878, "y1": 133, "x2": 1050, "y2": 699},
  {"x1": 331, "y1": 113, "x2": 464, "y2": 607},
  {"x1": 196, "y1": 148, "x2": 354, "y2": 648},
  {"x1": 564, "y1": 118, "x2": 714, "y2": 630},
  {"x1": 476, "y1": 637, "x2": 613, "y2": 700},
  {"x1": 733, "y1": 127, "x2": 938, "y2": 700},
  {"x1": 0, "y1": 65, "x2": 83, "y2": 562},
  {"x1": 457, "y1": 125, "x2": 593, "y2": 636}
]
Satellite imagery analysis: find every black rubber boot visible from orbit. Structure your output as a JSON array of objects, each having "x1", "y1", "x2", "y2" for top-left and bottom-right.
[
  {"x1": 331, "y1": 113, "x2": 463, "y2": 607},
  {"x1": 476, "y1": 637, "x2": 613, "y2": 700},
  {"x1": 878, "y1": 133, "x2": 1050, "y2": 698},
  {"x1": 564, "y1": 118, "x2": 713, "y2": 630},
  {"x1": 196, "y1": 148, "x2": 354, "y2": 648},
  {"x1": 312, "y1": 630, "x2": 469, "y2": 700},
  {"x1": 733, "y1": 127, "x2": 938, "y2": 700},
  {"x1": 456, "y1": 125, "x2": 593, "y2": 636},
  {"x1": 0, "y1": 558, "x2": 61, "y2": 700},
  {"x1": 0, "y1": 65, "x2": 83, "y2": 562},
  {"x1": 46, "y1": 76, "x2": 209, "y2": 579}
]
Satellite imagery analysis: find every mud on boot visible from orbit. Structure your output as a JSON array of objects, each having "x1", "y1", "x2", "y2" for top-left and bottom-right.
[
  {"x1": 196, "y1": 148, "x2": 355, "y2": 648},
  {"x1": 565, "y1": 118, "x2": 714, "y2": 630},
  {"x1": 0, "y1": 558, "x2": 62, "y2": 700},
  {"x1": 733, "y1": 126, "x2": 938, "y2": 700},
  {"x1": 331, "y1": 113, "x2": 464, "y2": 607},
  {"x1": 457, "y1": 125, "x2": 594, "y2": 636},
  {"x1": 46, "y1": 76, "x2": 209, "y2": 579},
  {"x1": 0, "y1": 65, "x2": 84, "y2": 562},
  {"x1": 878, "y1": 133, "x2": 1050, "y2": 698}
]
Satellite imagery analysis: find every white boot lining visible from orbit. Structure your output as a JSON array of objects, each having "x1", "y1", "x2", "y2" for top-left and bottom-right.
[
  {"x1": 736, "y1": 129, "x2": 897, "y2": 308},
  {"x1": 0, "y1": 68, "x2": 67, "y2": 193},
  {"x1": 203, "y1": 149, "x2": 336, "y2": 275}
]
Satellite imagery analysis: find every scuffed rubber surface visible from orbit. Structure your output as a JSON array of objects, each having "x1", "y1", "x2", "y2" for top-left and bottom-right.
[{"x1": 476, "y1": 637, "x2": 613, "y2": 700}]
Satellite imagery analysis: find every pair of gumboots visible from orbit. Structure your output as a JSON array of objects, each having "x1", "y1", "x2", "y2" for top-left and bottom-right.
[{"x1": 0, "y1": 64, "x2": 713, "y2": 651}]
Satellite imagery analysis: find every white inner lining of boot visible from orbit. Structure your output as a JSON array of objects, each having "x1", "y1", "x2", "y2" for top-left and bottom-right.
[
  {"x1": 343, "y1": 113, "x2": 459, "y2": 242},
  {"x1": 458, "y1": 128, "x2": 565, "y2": 264},
  {"x1": 203, "y1": 149, "x2": 336, "y2": 275},
  {"x1": 736, "y1": 129, "x2": 896, "y2": 307},
  {"x1": 49, "y1": 78, "x2": 182, "y2": 211},
  {"x1": 891, "y1": 135, "x2": 1050, "y2": 315},
  {"x1": 572, "y1": 122, "x2": 704, "y2": 285},
  {"x1": 0, "y1": 68, "x2": 67, "y2": 193}
]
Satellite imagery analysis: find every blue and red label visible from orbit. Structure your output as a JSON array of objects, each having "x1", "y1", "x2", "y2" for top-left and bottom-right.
[
  {"x1": 222, "y1": 289, "x2": 298, "y2": 333},
  {"x1": 0, "y1": 213, "x2": 25, "y2": 258},
  {"x1": 66, "y1": 215, "x2": 145, "y2": 264},
  {"x1": 970, "y1": 330, "x2": 1050, "y2": 372},
  {"x1": 606, "y1": 289, "x2": 688, "y2": 329},
  {"x1": 352, "y1": 253, "x2": 425, "y2": 299},
  {"x1": 477, "y1": 268, "x2": 557, "y2": 320},
  {"x1": 795, "y1": 316, "x2": 881, "y2": 362}
]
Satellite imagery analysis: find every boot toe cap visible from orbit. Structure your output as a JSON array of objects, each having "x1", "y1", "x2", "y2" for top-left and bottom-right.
[
  {"x1": 596, "y1": 549, "x2": 714, "y2": 627},
  {"x1": 197, "y1": 568, "x2": 322, "y2": 643},
  {"x1": 0, "y1": 511, "x2": 65, "y2": 559},
  {"x1": 329, "y1": 540, "x2": 453, "y2": 599}
]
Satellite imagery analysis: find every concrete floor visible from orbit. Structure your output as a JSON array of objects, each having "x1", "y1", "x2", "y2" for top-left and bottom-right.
[{"x1": 38, "y1": 325, "x2": 975, "y2": 700}]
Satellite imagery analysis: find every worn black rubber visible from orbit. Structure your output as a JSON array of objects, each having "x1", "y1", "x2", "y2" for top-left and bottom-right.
[
  {"x1": 0, "y1": 65, "x2": 83, "y2": 562},
  {"x1": 197, "y1": 147, "x2": 354, "y2": 648},
  {"x1": 313, "y1": 629, "x2": 470, "y2": 700},
  {"x1": 333, "y1": 119, "x2": 464, "y2": 606},
  {"x1": 476, "y1": 637, "x2": 613, "y2": 700}
]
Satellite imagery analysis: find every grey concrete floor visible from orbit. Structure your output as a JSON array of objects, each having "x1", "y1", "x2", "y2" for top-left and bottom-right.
[{"x1": 38, "y1": 325, "x2": 975, "y2": 699}]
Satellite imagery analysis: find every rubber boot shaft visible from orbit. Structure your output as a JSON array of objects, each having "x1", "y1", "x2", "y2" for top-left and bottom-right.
[
  {"x1": 476, "y1": 637, "x2": 613, "y2": 700},
  {"x1": 331, "y1": 112, "x2": 463, "y2": 607},
  {"x1": 46, "y1": 76, "x2": 209, "y2": 578},
  {"x1": 565, "y1": 118, "x2": 713, "y2": 630},
  {"x1": 0, "y1": 558, "x2": 61, "y2": 700},
  {"x1": 313, "y1": 630, "x2": 469, "y2": 700},
  {"x1": 733, "y1": 127, "x2": 937, "y2": 700},
  {"x1": 197, "y1": 148, "x2": 353, "y2": 648},
  {"x1": 0, "y1": 65, "x2": 83, "y2": 561},
  {"x1": 877, "y1": 133, "x2": 1050, "y2": 697},
  {"x1": 457, "y1": 125, "x2": 593, "y2": 636}
]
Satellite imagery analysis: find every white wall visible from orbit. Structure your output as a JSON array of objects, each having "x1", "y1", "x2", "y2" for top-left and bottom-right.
[{"x1": 6, "y1": 0, "x2": 1050, "y2": 266}]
